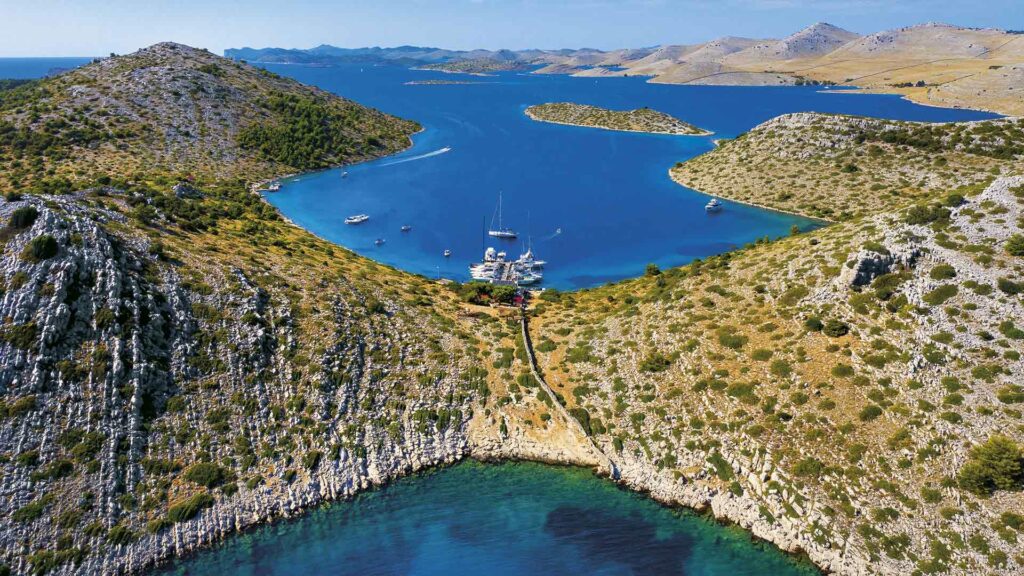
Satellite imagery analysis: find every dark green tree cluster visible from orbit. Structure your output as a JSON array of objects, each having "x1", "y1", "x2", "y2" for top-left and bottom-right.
[
  {"x1": 455, "y1": 281, "x2": 517, "y2": 305},
  {"x1": 238, "y1": 92, "x2": 412, "y2": 170}
]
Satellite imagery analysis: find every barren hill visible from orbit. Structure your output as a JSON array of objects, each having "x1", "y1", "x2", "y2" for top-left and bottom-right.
[{"x1": 725, "y1": 22, "x2": 860, "y2": 64}]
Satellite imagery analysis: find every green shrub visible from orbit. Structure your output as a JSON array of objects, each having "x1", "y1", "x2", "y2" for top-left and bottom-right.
[
  {"x1": 792, "y1": 457, "x2": 825, "y2": 478},
  {"x1": 106, "y1": 524, "x2": 136, "y2": 546},
  {"x1": 568, "y1": 407, "x2": 592, "y2": 435},
  {"x1": 183, "y1": 462, "x2": 228, "y2": 488},
  {"x1": 997, "y1": 277, "x2": 1022, "y2": 295},
  {"x1": 929, "y1": 264, "x2": 956, "y2": 280},
  {"x1": 706, "y1": 451, "x2": 734, "y2": 481},
  {"x1": 12, "y1": 498, "x2": 48, "y2": 522},
  {"x1": 166, "y1": 492, "x2": 215, "y2": 523},
  {"x1": 872, "y1": 273, "x2": 907, "y2": 300},
  {"x1": 957, "y1": 436, "x2": 1023, "y2": 496},
  {"x1": 905, "y1": 204, "x2": 949, "y2": 226},
  {"x1": 859, "y1": 405, "x2": 883, "y2": 422},
  {"x1": 716, "y1": 327, "x2": 748, "y2": 349},
  {"x1": 639, "y1": 351, "x2": 671, "y2": 372},
  {"x1": 21, "y1": 234, "x2": 58, "y2": 262},
  {"x1": 923, "y1": 284, "x2": 958, "y2": 305},
  {"x1": 0, "y1": 321, "x2": 38, "y2": 350},
  {"x1": 831, "y1": 363, "x2": 854, "y2": 378},
  {"x1": 1006, "y1": 234, "x2": 1024, "y2": 257},
  {"x1": 302, "y1": 450, "x2": 322, "y2": 471},
  {"x1": 8, "y1": 206, "x2": 38, "y2": 228},
  {"x1": 823, "y1": 319, "x2": 849, "y2": 338}
]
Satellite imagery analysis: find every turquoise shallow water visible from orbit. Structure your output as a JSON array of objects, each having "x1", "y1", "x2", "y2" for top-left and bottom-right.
[
  {"x1": 260, "y1": 64, "x2": 997, "y2": 289},
  {"x1": 162, "y1": 461, "x2": 821, "y2": 576}
]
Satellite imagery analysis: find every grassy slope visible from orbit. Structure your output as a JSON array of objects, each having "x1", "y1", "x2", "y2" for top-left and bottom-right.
[{"x1": 0, "y1": 42, "x2": 419, "y2": 193}]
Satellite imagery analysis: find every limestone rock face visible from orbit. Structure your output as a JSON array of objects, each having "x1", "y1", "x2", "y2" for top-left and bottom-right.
[
  {"x1": 839, "y1": 245, "x2": 920, "y2": 287},
  {"x1": 0, "y1": 193, "x2": 476, "y2": 575}
]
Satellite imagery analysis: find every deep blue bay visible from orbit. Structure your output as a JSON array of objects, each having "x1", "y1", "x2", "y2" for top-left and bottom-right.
[
  {"x1": 163, "y1": 461, "x2": 821, "y2": 576},
  {"x1": 261, "y1": 63, "x2": 996, "y2": 289}
]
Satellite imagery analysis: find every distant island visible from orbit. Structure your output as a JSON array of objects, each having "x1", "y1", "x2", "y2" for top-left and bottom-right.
[
  {"x1": 404, "y1": 79, "x2": 489, "y2": 85},
  {"x1": 525, "y1": 102, "x2": 711, "y2": 136},
  {"x1": 417, "y1": 58, "x2": 531, "y2": 75}
]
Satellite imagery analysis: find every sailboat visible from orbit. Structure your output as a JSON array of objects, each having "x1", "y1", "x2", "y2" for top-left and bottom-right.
[{"x1": 488, "y1": 191, "x2": 517, "y2": 239}]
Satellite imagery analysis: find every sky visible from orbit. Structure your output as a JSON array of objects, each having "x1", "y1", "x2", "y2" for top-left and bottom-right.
[{"x1": 1, "y1": 0, "x2": 1022, "y2": 57}]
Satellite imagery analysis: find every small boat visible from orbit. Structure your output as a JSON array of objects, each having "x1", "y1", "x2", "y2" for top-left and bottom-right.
[
  {"x1": 400, "y1": 225, "x2": 412, "y2": 232},
  {"x1": 488, "y1": 191, "x2": 517, "y2": 239},
  {"x1": 374, "y1": 238, "x2": 386, "y2": 246},
  {"x1": 517, "y1": 272, "x2": 542, "y2": 286},
  {"x1": 705, "y1": 198, "x2": 723, "y2": 213},
  {"x1": 443, "y1": 249, "x2": 452, "y2": 258},
  {"x1": 345, "y1": 214, "x2": 370, "y2": 224},
  {"x1": 341, "y1": 171, "x2": 349, "y2": 178},
  {"x1": 266, "y1": 183, "x2": 281, "y2": 192}
]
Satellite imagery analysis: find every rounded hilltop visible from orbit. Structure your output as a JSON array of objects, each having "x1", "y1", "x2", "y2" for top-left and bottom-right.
[{"x1": 0, "y1": 41, "x2": 420, "y2": 193}]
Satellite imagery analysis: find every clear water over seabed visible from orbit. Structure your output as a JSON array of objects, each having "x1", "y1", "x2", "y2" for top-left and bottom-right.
[
  {"x1": 163, "y1": 461, "x2": 821, "y2": 576},
  {"x1": 261, "y1": 63, "x2": 997, "y2": 289}
]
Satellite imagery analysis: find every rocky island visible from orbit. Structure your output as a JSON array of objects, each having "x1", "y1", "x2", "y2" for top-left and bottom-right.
[
  {"x1": 525, "y1": 102, "x2": 711, "y2": 135},
  {"x1": 1, "y1": 40, "x2": 1023, "y2": 576}
]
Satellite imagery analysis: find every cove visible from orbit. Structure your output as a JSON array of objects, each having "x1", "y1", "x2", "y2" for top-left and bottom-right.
[
  {"x1": 162, "y1": 461, "x2": 821, "y2": 576},
  {"x1": 261, "y1": 64, "x2": 997, "y2": 289}
]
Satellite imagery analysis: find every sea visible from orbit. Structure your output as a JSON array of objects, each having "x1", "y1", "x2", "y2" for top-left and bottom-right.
[
  {"x1": 162, "y1": 461, "x2": 823, "y2": 576},
  {"x1": 257, "y1": 63, "x2": 997, "y2": 289}
]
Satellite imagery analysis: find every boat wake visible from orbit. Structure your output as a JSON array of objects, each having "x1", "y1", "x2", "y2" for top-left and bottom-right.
[
  {"x1": 540, "y1": 227, "x2": 562, "y2": 241},
  {"x1": 380, "y1": 146, "x2": 452, "y2": 167}
]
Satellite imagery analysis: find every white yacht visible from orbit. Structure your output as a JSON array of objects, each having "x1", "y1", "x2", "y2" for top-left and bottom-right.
[
  {"x1": 443, "y1": 249, "x2": 452, "y2": 257},
  {"x1": 705, "y1": 198, "x2": 723, "y2": 213},
  {"x1": 487, "y1": 191, "x2": 517, "y2": 239},
  {"x1": 401, "y1": 225, "x2": 412, "y2": 232},
  {"x1": 374, "y1": 238, "x2": 386, "y2": 246},
  {"x1": 345, "y1": 214, "x2": 370, "y2": 224},
  {"x1": 517, "y1": 248, "x2": 546, "y2": 270}
]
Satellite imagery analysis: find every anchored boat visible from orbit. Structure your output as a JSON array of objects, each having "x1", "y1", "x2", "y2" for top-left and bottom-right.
[
  {"x1": 705, "y1": 198, "x2": 722, "y2": 213},
  {"x1": 488, "y1": 191, "x2": 517, "y2": 239},
  {"x1": 345, "y1": 214, "x2": 370, "y2": 224}
]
